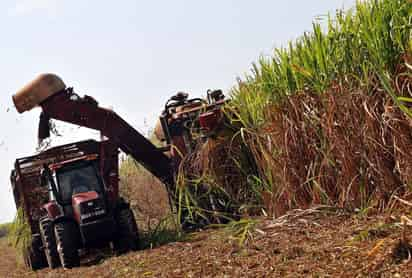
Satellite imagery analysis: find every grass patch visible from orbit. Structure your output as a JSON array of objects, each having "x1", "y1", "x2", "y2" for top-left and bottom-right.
[
  {"x1": 211, "y1": 218, "x2": 259, "y2": 247},
  {"x1": 7, "y1": 208, "x2": 31, "y2": 263},
  {"x1": 231, "y1": 0, "x2": 411, "y2": 127},
  {"x1": 139, "y1": 215, "x2": 187, "y2": 249},
  {"x1": 221, "y1": 0, "x2": 412, "y2": 217}
]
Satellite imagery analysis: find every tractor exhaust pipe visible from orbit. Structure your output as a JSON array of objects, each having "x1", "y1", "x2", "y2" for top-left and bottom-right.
[{"x1": 12, "y1": 73, "x2": 66, "y2": 113}]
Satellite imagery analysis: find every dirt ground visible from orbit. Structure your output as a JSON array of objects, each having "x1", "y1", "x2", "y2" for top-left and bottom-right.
[{"x1": 2, "y1": 207, "x2": 412, "y2": 277}]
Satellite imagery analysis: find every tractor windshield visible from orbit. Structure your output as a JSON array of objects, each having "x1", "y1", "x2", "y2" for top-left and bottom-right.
[{"x1": 56, "y1": 161, "x2": 103, "y2": 203}]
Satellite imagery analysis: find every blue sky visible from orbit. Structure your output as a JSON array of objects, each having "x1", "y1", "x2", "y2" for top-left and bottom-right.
[{"x1": 0, "y1": 0, "x2": 356, "y2": 223}]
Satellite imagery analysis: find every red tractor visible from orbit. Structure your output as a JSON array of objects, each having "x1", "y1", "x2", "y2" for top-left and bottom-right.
[
  {"x1": 11, "y1": 140, "x2": 138, "y2": 269},
  {"x1": 10, "y1": 73, "x2": 226, "y2": 270}
]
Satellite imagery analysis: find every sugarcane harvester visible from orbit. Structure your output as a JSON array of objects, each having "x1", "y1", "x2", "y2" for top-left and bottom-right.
[{"x1": 10, "y1": 74, "x2": 225, "y2": 270}]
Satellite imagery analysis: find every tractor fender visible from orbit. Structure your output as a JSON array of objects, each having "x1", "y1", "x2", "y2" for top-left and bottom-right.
[{"x1": 42, "y1": 201, "x2": 62, "y2": 220}]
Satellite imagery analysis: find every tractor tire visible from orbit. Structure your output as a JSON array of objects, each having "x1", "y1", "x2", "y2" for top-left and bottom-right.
[
  {"x1": 39, "y1": 218, "x2": 60, "y2": 268},
  {"x1": 54, "y1": 221, "x2": 80, "y2": 269},
  {"x1": 114, "y1": 208, "x2": 139, "y2": 254},
  {"x1": 23, "y1": 234, "x2": 48, "y2": 271}
]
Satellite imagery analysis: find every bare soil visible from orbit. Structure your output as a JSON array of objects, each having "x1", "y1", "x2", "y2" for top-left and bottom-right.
[{"x1": 2, "y1": 208, "x2": 412, "y2": 277}]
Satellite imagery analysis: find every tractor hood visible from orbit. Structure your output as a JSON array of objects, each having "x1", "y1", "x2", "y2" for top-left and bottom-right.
[
  {"x1": 72, "y1": 191, "x2": 105, "y2": 223},
  {"x1": 72, "y1": 191, "x2": 99, "y2": 206}
]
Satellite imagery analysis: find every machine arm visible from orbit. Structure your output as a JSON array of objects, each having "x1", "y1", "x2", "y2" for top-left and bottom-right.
[{"x1": 38, "y1": 89, "x2": 175, "y2": 190}]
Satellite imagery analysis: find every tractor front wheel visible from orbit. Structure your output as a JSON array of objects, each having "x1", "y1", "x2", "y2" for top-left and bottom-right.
[{"x1": 54, "y1": 221, "x2": 80, "y2": 269}]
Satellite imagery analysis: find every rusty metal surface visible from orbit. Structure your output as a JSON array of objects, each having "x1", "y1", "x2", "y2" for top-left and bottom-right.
[
  {"x1": 199, "y1": 109, "x2": 223, "y2": 132},
  {"x1": 11, "y1": 139, "x2": 118, "y2": 232},
  {"x1": 158, "y1": 95, "x2": 227, "y2": 160},
  {"x1": 154, "y1": 99, "x2": 225, "y2": 142},
  {"x1": 171, "y1": 99, "x2": 225, "y2": 120}
]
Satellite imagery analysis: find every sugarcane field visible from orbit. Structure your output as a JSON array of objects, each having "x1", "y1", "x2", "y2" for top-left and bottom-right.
[{"x1": 0, "y1": 0, "x2": 412, "y2": 277}]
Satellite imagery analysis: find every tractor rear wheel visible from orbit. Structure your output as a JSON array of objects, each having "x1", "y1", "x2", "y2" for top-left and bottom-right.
[
  {"x1": 39, "y1": 218, "x2": 60, "y2": 268},
  {"x1": 23, "y1": 234, "x2": 47, "y2": 271},
  {"x1": 114, "y1": 208, "x2": 139, "y2": 254},
  {"x1": 54, "y1": 221, "x2": 80, "y2": 269}
]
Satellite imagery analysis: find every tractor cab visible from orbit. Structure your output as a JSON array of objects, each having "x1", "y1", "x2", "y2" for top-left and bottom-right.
[
  {"x1": 54, "y1": 159, "x2": 103, "y2": 201},
  {"x1": 42, "y1": 154, "x2": 108, "y2": 224},
  {"x1": 49, "y1": 156, "x2": 102, "y2": 199}
]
